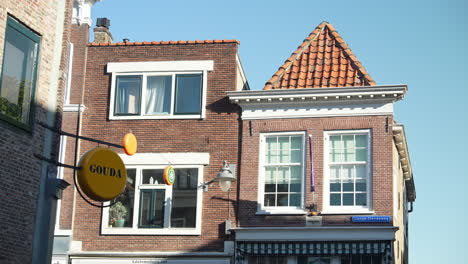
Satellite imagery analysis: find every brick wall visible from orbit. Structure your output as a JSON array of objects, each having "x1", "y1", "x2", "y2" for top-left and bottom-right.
[
  {"x1": 0, "y1": 0, "x2": 72, "y2": 263},
  {"x1": 238, "y1": 115, "x2": 395, "y2": 227},
  {"x1": 71, "y1": 42, "x2": 241, "y2": 252}
]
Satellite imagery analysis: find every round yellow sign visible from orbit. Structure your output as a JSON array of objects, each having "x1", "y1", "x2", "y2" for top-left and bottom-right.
[{"x1": 77, "y1": 147, "x2": 127, "y2": 202}]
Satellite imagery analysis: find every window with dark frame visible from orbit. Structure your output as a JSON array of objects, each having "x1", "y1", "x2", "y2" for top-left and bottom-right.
[{"x1": 0, "y1": 16, "x2": 40, "y2": 127}]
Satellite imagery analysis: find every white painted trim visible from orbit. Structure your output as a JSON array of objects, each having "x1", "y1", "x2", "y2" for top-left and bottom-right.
[
  {"x1": 101, "y1": 164, "x2": 204, "y2": 236},
  {"x1": 235, "y1": 54, "x2": 250, "y2": 91},
  {"x1": 54, "y1": 229, "x2": 72, "y2": 236},
  {"x1": 240, "y1": 102, "x2": 393, "y2": 120},
  {"x1": 257, "y1": 132, "x2": 306, "y2": 214},
  {"x1": 108, "y1": 71, "x2": 207, "y2": 120},
  {"x1": 54, "y1": 136, "x2": 67, "y2": 233},
  {"x1": 63, "y1": 104, "x2": 86, "y2": 112},
  {"x1": 72, "y1": 0, "x2": 102, "y2": 25},
  {"x1": 233, "y1": 226, "x2": 398, "y2": 241},
  {"x1": 107, "y1": 60, "x2": 214, "y2": 73},
  {"x1": 322, "y1": 130, "x2": 373, "y2": 213},
  {"x1": 119, "y1": 152, "x2": 210, "y2": 165},
  {"x1": 64, "y1": 43, "x2": 73, "y2": 104}
]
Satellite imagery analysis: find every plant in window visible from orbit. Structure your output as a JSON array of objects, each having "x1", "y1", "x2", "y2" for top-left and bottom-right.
[{"x1": 109, "y1": 201, "x2": 128, "y2": 227}]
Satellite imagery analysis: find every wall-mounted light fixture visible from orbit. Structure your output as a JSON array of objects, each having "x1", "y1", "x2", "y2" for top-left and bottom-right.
[{"x1": 203, "y1": 160, "x2": 236, "y2": 192}]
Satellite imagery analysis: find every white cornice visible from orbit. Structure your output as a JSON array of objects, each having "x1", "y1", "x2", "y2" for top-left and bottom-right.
[
  {"x1": 72, "y1": 0, "x2": 102, "y2": 26},
  {"x1": 227, "y1": 85, "x2": 407, "y2": 105},
  {"x1": 233, "y1": 226, "x2": 398, "y2": 241},
  {"x1": 227, "y1": 85, "x2": 406, "y2": 120}
]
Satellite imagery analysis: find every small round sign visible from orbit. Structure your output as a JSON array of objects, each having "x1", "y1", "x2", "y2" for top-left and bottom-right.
[
  {"x1": 123, "y1": 133, "x2": 137, "y2": 156},
  {"x1": 77, "y1": 147, "x2": 127, "y2": 202},
  {"x1": 163, "y1": 166, "x2": 175, "y2": 185}
]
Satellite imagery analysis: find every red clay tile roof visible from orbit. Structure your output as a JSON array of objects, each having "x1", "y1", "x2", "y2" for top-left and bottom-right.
[
  {"x1": 87, "y1": 39, "x2": 240, "y2": 47},
  {"x1": 264, "y1": 22, "x2": 375, "y2": 90}
]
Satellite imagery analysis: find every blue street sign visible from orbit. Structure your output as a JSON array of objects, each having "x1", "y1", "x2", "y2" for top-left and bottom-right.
[{"x1": 351, "y1": 216, "x2": 392, "y2": 223}]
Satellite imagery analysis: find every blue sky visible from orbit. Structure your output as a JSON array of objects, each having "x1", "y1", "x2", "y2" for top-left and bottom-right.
[{"x1": 92, "y1": 0, "x2": 467, "y2": 262}]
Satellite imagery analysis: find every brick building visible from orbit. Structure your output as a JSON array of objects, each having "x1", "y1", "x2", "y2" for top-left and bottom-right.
[
  {"x1": 0, "y1": 0, "x2": 73, "y2": 263},
  {"x1": 53, "y1": 9, "x2": 415, "y2": 264},
  {"x1": 227, "y1": 22, "x2": 416, "y2": 264}
]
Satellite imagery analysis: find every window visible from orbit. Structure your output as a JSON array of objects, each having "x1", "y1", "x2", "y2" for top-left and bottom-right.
[
  {"x1": 323, "y1": 130, "x2": 372, "y2": 213},
  {"x1": 103, "y1": 165, "x2": 202, "y2": 235},
  {"x1": 258, "y1": 132, "x2": 305, "y2": 214},
  {"x1": 0, "y1": 16, "x2": 40, "y2": 127},
  {"x1": 111, "y1": 72, "x2": 203, "y2": 118}
]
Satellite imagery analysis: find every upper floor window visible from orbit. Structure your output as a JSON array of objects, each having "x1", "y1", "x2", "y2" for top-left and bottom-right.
[
  {"x1": 107, "y1": 60, "x2": 213, "y2": 120},
  {"x1": 102, "y1": 165, "x2": 202, "y2": 235},
  {"x1": 0, "y1": 16, "x2": 40, "y2": 128},
  {"x1": 323, "y1": 130, "x2": 372, "y2": 213},
  {"x1": 258, "y1": 132, "x2": 305, "y2": 214}
]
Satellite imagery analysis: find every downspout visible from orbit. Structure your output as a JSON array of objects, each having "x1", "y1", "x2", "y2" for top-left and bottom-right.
[{"x1": 408, "y1": 202, "x2": 413, "y2": 213}]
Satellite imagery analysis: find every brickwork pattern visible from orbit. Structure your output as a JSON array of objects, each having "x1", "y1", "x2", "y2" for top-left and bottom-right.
[
  {"x1": 238, "y1": 116, "x2": 394, "y2": 227},
  {"x1": 0, "y1": 0, "x2": 72, "y2": 263},
  {"x1": 71, "y1": 43, "x2": 241, "y2": 252}
]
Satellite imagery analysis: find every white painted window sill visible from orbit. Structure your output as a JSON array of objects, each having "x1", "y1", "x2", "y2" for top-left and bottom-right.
[
  {"x1": 320, "y1": 210, "x2": 375, "y2": 215},
  {"x1": 101, "y1": 227, "x2": 201, "y2": 236},
  {"x1": 256, "y1": 209, "x2": 308, "y2": 215},
  {"x1": 109, "y1": 114, "x2": 203, "y2": 120}
]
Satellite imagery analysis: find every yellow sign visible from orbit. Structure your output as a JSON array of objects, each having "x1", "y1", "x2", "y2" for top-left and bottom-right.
[
  {"x1": 77, "y1": 147, "x2": 127, "y2": 202},
  {"x1": 123, "y1": 133, "x2": 137, "y2": 156}
]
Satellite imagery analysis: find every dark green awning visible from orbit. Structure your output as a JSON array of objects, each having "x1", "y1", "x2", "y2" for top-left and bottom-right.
[{"x1": 237, "y1": 241, "x2": 391, "y2": 255}]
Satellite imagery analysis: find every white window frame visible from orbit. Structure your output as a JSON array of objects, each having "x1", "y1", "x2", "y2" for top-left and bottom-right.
[
  {"x1": 257, "y1": 131, "x2": 307, "y2": 215},
  {"x1": 101, "y1": 164, "x2": 203, "y2": 235},
  {"x1": 107, "y1": 60, "x2": 213, "y2": 120},
  {"x1": 322, "y1": 129, "x2": 373, "y2": 214}
]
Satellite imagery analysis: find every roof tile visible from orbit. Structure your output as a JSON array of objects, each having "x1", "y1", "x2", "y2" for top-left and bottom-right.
[{"x1": 263, "y1": 21, "x2": 375, "y2": 90}]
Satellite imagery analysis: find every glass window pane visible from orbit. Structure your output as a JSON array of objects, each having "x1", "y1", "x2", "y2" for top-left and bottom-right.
[
  {"x1": 330, "y1": 165, "x2": 340, "y2": 180},
  {"x1": 344, "y1": 148, "x2": 355, "y2": 162},
  {"x1": 115, "y1": 76, "x2": 141, "y2": 115},
  {"x1": 280, "y1": 149, "x2": 290, "y2": 163},
  {"x1": 266, "y1": 137, "x2": 278, "y2": 152},
  {"x1": 290, "y1": 166, "x2": 301, "y2": 192},
  {"x1": 145, "y1": 76, "x2": 171, "y2": 115},
  {"x1": 171, "y1": 169, "x2": 197, "y2": 228},
  {"x1": 291, "y1": 149, "x2": 302, "y2": 163},
  {"x1": 0, "y1": 20, "x2": 39, "y2": 123},
  {"x1": 290, "y1": 193, "x2": 301, "y2": 207},
  {"x1": 109, "y1": 169, "x2": 135, "y2": 227},
  {"x1": 330, "y1": 193, "x2": 341, "y2": 206},
  {"x1": 330, "y1": 135, "x2": 342, "y2": 149},
  {"x1": 356, "y1": 135, "x2": 367, "y2": 147},
  {"x1": 343, "y1": 135, "x2": 354, "y2": 149},
  {"x1": 265, "y1": 167, "x2": 276, "y2": 183},
  {"x1": 330, "y1": 149, "x2": 343, "y2": 162},
  {"x1": 277, "y1": 194, "x2": 288, "y2": 206},
  {"x1": 356, "y1": 148, "x2": 367, "y2": 161},
  {"x1": 355, "y1": 165, "x2": 367, "y2": 179},
  {"x1": 277, "y1": 167, "x2": 288, "y2": 184},
  {"x1": 356, "y1": 193, "x2": 367, "y2": 206},
  {"x1": 342, "y1": 165, "x2": 354, "y2": 180},
  {"x1": 291, "y1": 136, "x2": 302, "y2": 149},
  {"x1": 264, "y1": 194, "x2": 276, "y2": 206},
  {"x1": 356, "y1": 181, "x2": 367, "y2": 191},
  {"x1": 174, "y1": 74, "x2": 201, "y2": 114},
  {"x1": 343, "y1": 193, "x2": 354, "y2": 206},
  {"x1": 267, "y1": 150, "x2": 279, "y2": 164},
  {"x1": 142, "y1": 169, "x2": 164, "y2": 184},
  {"x1": 330, "y1": 181, "x2": 341, "y2": 192},
  {"x1": 138, "y1": 190, "x2": 165, "y2": 228},
  {"x1": 278, "y1": 136, "x2": 289, "y2": 150},
  {"x1": 343, "y1": 181, "x2": 354, "y2": 192}
]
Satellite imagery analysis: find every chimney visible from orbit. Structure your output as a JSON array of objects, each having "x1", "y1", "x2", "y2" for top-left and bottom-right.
[{"x1": 93, "y1": 18, "x2": 113, "y2": 43}]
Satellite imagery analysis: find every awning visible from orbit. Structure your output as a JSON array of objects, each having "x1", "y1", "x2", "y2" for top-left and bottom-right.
[{"x1": 237, "y1": 241, "x2": 391, "y2": 256}]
